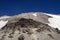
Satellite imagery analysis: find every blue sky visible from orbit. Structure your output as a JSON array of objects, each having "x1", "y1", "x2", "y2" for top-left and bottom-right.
[{"x1": 0, "y1": 0, "x2": 60, "y2": 16}]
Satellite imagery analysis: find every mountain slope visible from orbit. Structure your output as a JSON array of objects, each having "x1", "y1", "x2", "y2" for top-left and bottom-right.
[{"x1": 0, "y1": 12, "x2": 60, "y2": 40}]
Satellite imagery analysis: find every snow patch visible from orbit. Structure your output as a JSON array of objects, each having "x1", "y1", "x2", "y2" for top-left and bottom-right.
[
  {"x1": 32, "y1": 13, "x2": 37, "y2": 16},
  {"x1": 0, "y1": 20, "x2": 8, "y2": 29},
  {"x1": 0, "y1": 16, "x2": 10, "y2": 19},
  {"x1": 46, "y1": 14, "x2": 60, "y2": 30}
]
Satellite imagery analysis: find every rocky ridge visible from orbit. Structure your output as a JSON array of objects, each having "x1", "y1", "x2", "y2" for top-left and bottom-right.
[{"x1": 0, "y1": 12, "x2": 60, "y2": 40}]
